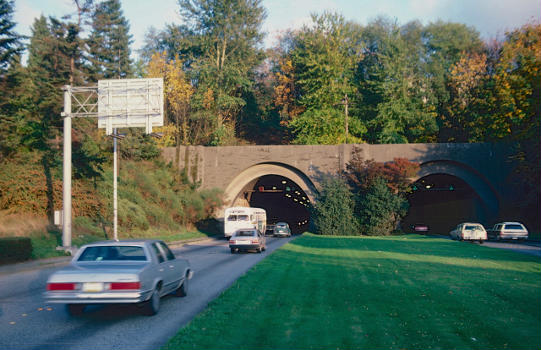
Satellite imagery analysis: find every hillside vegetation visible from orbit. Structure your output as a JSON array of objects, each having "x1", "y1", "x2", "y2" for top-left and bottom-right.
[{"x1": 0, "y1": 150, "x2": 222, "y2": 258}]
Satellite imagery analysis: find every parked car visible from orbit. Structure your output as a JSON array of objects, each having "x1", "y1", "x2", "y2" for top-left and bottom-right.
[
  {"x1": 487, "y1": 222, "x2": 529, "y2": 241},
  {"x1": 273, "y1": 222, "x2": 291, "y2": 237},
  {"x1": 45, "y1": 240, "x2": 193, "y2": 316},
  {"x1": 412, "y1": 223, "x2": 429, "y2": 233},
  {"x1": 229, "y1": 228, "x2": 266, "y2": 253},
  {"x1": 449, "y1": 223, "x2": 487, "y2": 243}
]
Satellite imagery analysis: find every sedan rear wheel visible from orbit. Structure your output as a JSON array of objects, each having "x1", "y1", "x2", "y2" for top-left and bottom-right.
[{"x1": 142, "y1": 288, "x2": 160, "y2": 316}]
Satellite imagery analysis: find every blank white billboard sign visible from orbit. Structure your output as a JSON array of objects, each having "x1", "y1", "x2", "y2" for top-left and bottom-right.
[{"x1": 97, "y1": 78, "x2": 164, "y2": 134}]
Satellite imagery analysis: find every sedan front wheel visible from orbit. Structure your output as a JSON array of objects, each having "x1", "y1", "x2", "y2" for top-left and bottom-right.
[{"x1": 174, "y1": 275, "x2": 189, "y2": 297}]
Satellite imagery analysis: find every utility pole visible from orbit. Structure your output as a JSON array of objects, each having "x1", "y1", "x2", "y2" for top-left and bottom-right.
[
  {"x1": 113, "y1": 128, "x2": 118, "y2": 241},
  {"x1": 343, "y1": 93, "x2": 349, "y2": 144},
  {"x1": 61, "y1": 86, "x2": 72, "y2": 250}
]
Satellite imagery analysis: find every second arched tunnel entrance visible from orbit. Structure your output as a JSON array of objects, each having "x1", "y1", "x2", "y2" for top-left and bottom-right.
[
  {"x1": 241, "y1": 175, "x2": 311, "y2": 234},
  {"x1": 403, "y1": 173, "x2": 488, "y2": 234}
]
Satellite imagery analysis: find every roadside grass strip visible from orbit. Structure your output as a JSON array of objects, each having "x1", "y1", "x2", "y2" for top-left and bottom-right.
[{"x1": 163, "y1": 234, "x2": 541, "y2": 350}]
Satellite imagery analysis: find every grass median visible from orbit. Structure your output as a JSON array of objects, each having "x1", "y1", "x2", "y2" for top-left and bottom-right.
[{"x1": 163, "y1": 234, "x2": 541, "y2": 350}]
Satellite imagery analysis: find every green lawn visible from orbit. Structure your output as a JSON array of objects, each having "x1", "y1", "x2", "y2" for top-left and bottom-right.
[{"x1": 163, "y1": 234, "x2": 541, "y2": 350}]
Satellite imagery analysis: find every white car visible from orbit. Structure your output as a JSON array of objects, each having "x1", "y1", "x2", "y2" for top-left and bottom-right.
[
  {"x1": 487, "y1": 222, "x2": 529, "y2": 240},
  {"x1": 45, "y1": 240, "x2": 193, "y2": 316},
  {"x1": 229, "y1": 229, "x2": 266, "y2": 253},
  {"x1": 450, "y1": 223, "x2": 487, "y2": 243}
]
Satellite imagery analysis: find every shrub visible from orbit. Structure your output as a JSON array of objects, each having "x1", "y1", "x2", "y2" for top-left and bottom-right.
[
  {"x1": 356, "y1": 178, "x2": 409, "y2": 235},
  {"x1": 0, "y1": 237, "x2": 32, "y2": 263},
  {"x1": 312, "y1": 177, "x2": 359, "y2": 235},
  {"x1": 118, "y1": 198, "x2": 150, "y2": 230},
  {"x1": 344, "y1": 147, "x2": 419, "y2": 194}
]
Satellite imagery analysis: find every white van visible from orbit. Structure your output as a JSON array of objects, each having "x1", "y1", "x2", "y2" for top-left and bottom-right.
[{"x1": 224, "y1": 207, "x2": 267, "y2": 238}]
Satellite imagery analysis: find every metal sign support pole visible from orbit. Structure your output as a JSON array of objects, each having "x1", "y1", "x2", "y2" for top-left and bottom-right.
[
  {"x1": 113, "y1": 128, "x2": 118, "y2": 241},
  {"x1": 62, "y1": 86, "x2": 72, "y2": 249}
]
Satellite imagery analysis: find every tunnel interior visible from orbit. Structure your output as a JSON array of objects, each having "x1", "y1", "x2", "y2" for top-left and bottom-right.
[
  {"x1": 403, "y1": 173, "x2": 488, "y2": 234},
  {"x1": 242, "y1": 175, "x2": 311, "y2": 234}
]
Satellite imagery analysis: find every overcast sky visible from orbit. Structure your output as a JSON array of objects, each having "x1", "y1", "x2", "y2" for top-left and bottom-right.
[{"x1": 14, "y1": 0, "x2": 541, "y2": 56}]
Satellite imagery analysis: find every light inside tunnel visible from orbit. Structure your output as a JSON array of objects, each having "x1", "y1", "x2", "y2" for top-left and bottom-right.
[
  {"x1": 403, "y1": 173, "x2": 487, "y2": 234},
  {"x1": 246, "y1": 175, "x2": 311, "y2": 234}
]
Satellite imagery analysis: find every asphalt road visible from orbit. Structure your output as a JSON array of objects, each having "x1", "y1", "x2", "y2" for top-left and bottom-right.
[
  {"x1": 482, "y1": 240, "x2": 541, "y2": 257},
  {"x1": 0, "y1": 236, "x2": 294, "y2": 350}
]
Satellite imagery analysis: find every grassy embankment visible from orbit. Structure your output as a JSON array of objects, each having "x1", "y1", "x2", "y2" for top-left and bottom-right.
[
  {"x1": 0, "y1": 153, "x2": 222, "y2": 260},
  {"x1": 164, "y1": 234, "x2": 541, "y2": 350}
]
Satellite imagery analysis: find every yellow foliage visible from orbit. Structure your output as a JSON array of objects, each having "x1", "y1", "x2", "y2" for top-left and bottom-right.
[
  {"x1": 152, "y1": 124, "x2": 177, "y2": 147},
  {"x1": 146, "y1": 52, "x2": 194, "y2": 145}
]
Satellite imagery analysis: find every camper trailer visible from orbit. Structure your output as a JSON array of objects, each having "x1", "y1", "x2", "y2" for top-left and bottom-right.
[{"x1": 224, "y1": 207, "x2": 267, "y2": 238}]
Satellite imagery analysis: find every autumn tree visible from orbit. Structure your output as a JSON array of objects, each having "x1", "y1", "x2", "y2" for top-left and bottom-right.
[
  {"x1": 273, "y1": 51, "x2": 304, "y2": 125},
  {"x1": 344, "y1": 147, "x2": 417, "y2": 235},
  {"x1": 443, "y1": 52, "x2": 494, "y2": 142},
  {"x1": 344, "y1": 147, "x2": 420, "y2": 195},
  {"x1": 147, "y1": 51, "x2": 194, "y2": 146},
  {"x1": 493, "y1": 23, "x2": 541, "y2": 230},
  {"x1": 175, "y1": 0, "x2": 267, "y2": 145}
]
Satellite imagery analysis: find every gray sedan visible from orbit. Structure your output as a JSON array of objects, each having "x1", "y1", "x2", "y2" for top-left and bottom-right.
[{"x1": 45, "y1": 240, "x2": 193, "y2": 316}]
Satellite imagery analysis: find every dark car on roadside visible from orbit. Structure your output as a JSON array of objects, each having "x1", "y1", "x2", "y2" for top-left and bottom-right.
[{"x1": 412, "y1": 223, "x2": 429, "y2": 233}]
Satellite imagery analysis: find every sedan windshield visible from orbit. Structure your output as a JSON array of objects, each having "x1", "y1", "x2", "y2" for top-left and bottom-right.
[{"x1": 78, "y1": 246, "x2": 147, "y2": 261}]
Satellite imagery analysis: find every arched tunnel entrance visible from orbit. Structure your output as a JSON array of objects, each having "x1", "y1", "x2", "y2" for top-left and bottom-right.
[
  {"x1": 224, "y1": 163, "x2": 316, "y2": 234},
  {"x1": 248, "y1": 175, "x2": 310, "y2": 234},
  {"x1": 403, "y1": 173, "x2": 489, "y2": 234},
  {"x1": 230, "y1": 175, "x2": 311, "y2": 234}
]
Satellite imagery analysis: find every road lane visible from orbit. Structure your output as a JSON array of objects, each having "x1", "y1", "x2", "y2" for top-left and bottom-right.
[{"x1": 0, "y1": 236, "x2": 294, "y2": 350}]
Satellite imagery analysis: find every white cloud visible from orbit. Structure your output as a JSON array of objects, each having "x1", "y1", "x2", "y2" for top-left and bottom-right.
[{"x1": 14, "y1": 0, "x2": 41, "y2": 36}]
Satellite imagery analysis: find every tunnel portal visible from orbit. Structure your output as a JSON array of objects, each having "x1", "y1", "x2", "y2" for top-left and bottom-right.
[
  {"x1": 403, "y1": 173, "x2": 488, "y2": 234},
  {"x1": 245, "y1": 175, "x2": 311, "y2": 234}
]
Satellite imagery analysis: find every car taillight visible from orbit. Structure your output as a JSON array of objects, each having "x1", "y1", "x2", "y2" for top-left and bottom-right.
[
  {"x1": 109, "y1": 282, "x2": 141, "y2": 290},
  {"x1": 251, "y1": 239, "x2": 259, "y2": 244},
  {"x1": 229, "y1": 240, "x2": 235, "y2": 244},
  {"x1": 47, "y1": 283, "x2": 76, "y2": 291}
]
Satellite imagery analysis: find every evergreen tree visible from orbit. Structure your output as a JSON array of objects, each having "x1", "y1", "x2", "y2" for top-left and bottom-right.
[
  {"x1": 357, "y1": 18, "x2": 438, "y2": 143},
  {"x1": 355, "y1": 177, "x2": 408, "y2": 236},
  {"x1": 0, "y1": 0, "x2": 22, "y2": 74},
  {"x1": 286, "y1": 12, "x2": 366, "y2": 144},
  {"x1": 312, "y1": 176, "x2": 358, "y2": 236},
  {"x1": 87, "y1": 0, "x2": 133, "y2": 80}
]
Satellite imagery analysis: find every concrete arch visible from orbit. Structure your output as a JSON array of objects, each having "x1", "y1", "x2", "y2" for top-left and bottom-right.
[
  {"x1": 223, "y1": 162, "x2": 318, "y2": 208},
  {"x1": 415, "y1": 160, "x2": 500, "y2": 215}
]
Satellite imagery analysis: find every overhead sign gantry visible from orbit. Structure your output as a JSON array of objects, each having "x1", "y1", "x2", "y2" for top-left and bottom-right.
[{"x1": 61, "y1": 78, "x2": 164, "y2": 252}]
